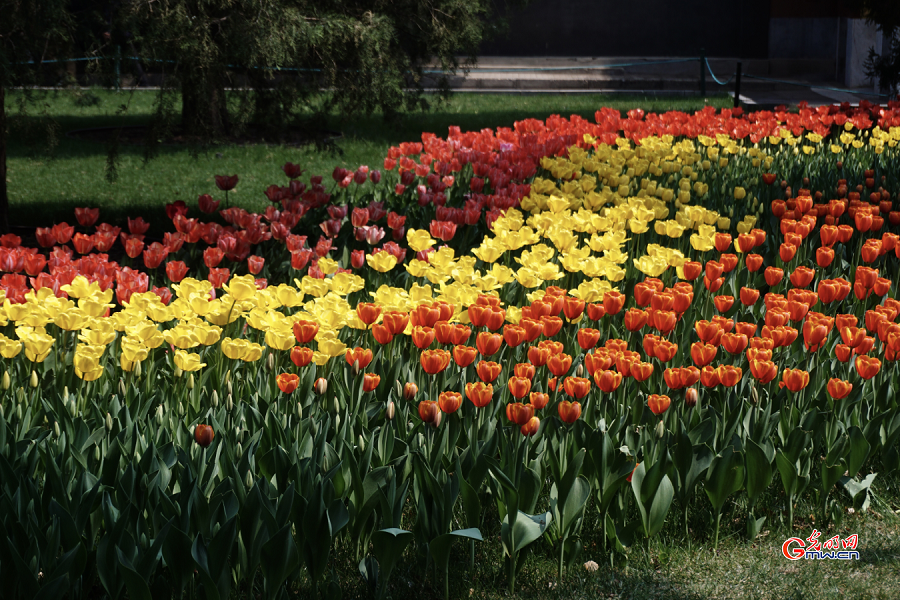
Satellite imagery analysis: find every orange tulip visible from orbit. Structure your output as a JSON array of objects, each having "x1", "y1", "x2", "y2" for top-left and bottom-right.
[
  {"x1": 476, "y1": 360, "x2": 502, "y2": 383},
  {"x1": 418, "y1": 400, "x2": 441, "y2": 424},
  {"x1": 529, "y1": 391, "x2": 549, "y2": 410},
  {"x1": 593, "y1": 369, "x2": 623, "y2": 393},
  {"x1": 404, "y1": 382, "x2": 418, "y2": 401},
  {"x1": 194, "y1": 424, "x2": 214, "y2": 447},
  {"x1": 789, "y1": 266, "x2": 815, "y2": 288},
  {"x1": 438, "y1": 391, "x2": 462, "y2": 414},
  {"x1": 362, "y1": 373, "x2": 381, "y2": 392},
  {"x1": 717, "y1": 365, "x2": 743, "y2": 387},
  {"x1": 503, "y1": 325, "x2": 527, "y2": 348},
  {"x1": 345, "y1": 347, "x2": 374, "y2": 369},
  {"x1": 541, "y1": 315, "x2": 563, "y2": 338},
  {"x1": 653, "y1": 341, "x2": 678, "y2": 363},
  {"x1": 630, "y1": 361, "x2": 654, "y2": 382},
  {"x1": 586, "y1": 303, "x2": 607, "y2": 320},
  {"x1": 420, "y1": 349, "x2": 452, "y2": 375},
  {"x1": 577, "y1": 328, "x2": 601, "y2": 350},
  {"x1": 780, "y1": 368, "x2": 809, "y2": 392},
  {"x1": 372, "y1": 323, "x2": 394, "y2": 345},
  {"x1": 293, "y1": 320, "x2": 319, "y2": 344},
  {"x1": 827, "y1": 378, "x2": 853, "y2": 400},
  {"x1": 691, "y1": 342, "x2": 717, "y2": 367},
  {"x1": 465, "y1": 382, "x2": 493, "y2": 408},
  {"x1": 547, "y1": 353, "x2": 573, "y2": 377},
  {"x1": 816, "y1": 247, "x2": 835, "y2": 268},
  {"x1": 412, "y1": 326, "x2": 435, "y2": 349},
  {"x1": 740, "y1": 287, "x2": 760, "y2": 306},
  {"x1": 357, "y1": 302, "x2": 382, "y2": 326},
  {"x1": 745, "y1": 254, "x2": 763, "y2": 272},
  {"x1": 855, "y1": 355, "x2": 881, "y2": 380},
  {"x1": 276, "y1": 373, "x2": 300, "y2": 394},
  {"x1": 507, "y1": 376, "x2": 532, "y2": 399},
  {"x1": 764, "y1": 267, "x2": 784, "y2": 286},
  {"x1": 721, "y1": 333, "x2": 748, "y2": 355},
  {"x1": 647, "y1": 394, "x2": 671, "y2": 415},
  {"x1": 506, "y1": 402, "x2": 534, "y2": 425},
  {"x1": 383, "y1": 311, "x2": 410, "y2": 335},
  {"x1": 527, "y1": 345, "x2": 551, "y2": 367},
  {"x1": 476, "y1": 331, "x2": 503, "y2": 357},
  {"x1": 557, "y1": 400, "x2": 582, "y2": 424},
  {"x1": 453, "y1": 345, "x2": 478, "y2": 367},
  {"x1": 651, "y1": 310, "x2": 677, "y2": 335},
  {"x1": 290, "y1": 346, "x2": 313, "y2": 367},
  {"x1": 749, "y1": 360, "x2": 778, "y2": 384},
  {"x1": 563, "y1": 296, "x2": 585, "y2": 320},
  {"x1": 603, "y1": 290, "x2": 626, "y2": 315},
  {"x1": 714, "y1": 295, "x2": 734, "y2": 313},
  {"x1": 514, "y1": 362, "x2": 536, "y2": 380},
  {"x1": 451, "y1": 324, "x2": 471, "y2": 345},
  {"x1": 624, "y1": 308, "x2": 648, "y2": 332},
  {"x1": 682, "y1": 261, "x2": 703, "y2": 281},
  {"x1": 700, "y1": 365, "x2": 720, "y2": 388},
  {"x1": 562, "y1": 376, "x2": 591, "y2": 399},
  {"x1": 520, "y1": 416, "x2": 541, "y2": 436}
]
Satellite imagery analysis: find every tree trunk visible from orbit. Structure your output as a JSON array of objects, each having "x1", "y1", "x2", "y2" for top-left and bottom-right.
[
  {"x1": 181, "y1": 68, "x2": 230, "y2": 139},
  {"x1": 0, "y1": 84, "x2": 8, "y2": 234}
]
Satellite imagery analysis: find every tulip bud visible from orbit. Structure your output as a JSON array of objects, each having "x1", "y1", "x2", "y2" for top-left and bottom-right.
[
  {"x1": 16, "y1": 405, "x2": 22, "y2": 420},
  {"x1": 30, "y1": 371, "x2": 38, "y2": 388},
  {"x1": 226, "y1": 370, "x2": 232, "y2": 385},
  {"x1": 53, "y1": 421, "x2": 60, "y2": 438},
  {"x1": 227, "y1": 380, "x2": 233, "y2": 395},
  {"x1": 106, "y1": 413, "x2": 113, "y2": 431},
  {"x1": 141, "y1": 533, "x2": 149, "y2": 550},
  {"x1": 245, "y1": 471, "x2": 254, "y2": 490},
  {"x1": 17, "y1": 387, "x2": 25, "y2": 403},
  {"x1": 136, "y1": 359, "x2": 144, "y2": 378},
  {"x1": 174, "y1": 367, "x2": 183, "y2": 378},
  {"x1": 315, "y1": 378, "x2": 328, "y2": 396},
  {"x1": 187, "y1": 374, "x2": 195, "y2": 390},
  {"x1": 403, "y1": 382, "x2": 418, "y2": 402},
  {"x1": 333, "y1": 397, "x2": 340, "y2": 414},
  {"x1": 335, "y1": 413, "x2": 341, "y2": 431},
  {"x1": 575, "y1": 364, "x2": 584, "y2": 377},
  {"x1": 119, "y1": 380, "x2": 127, "y2": 397},
  {"x1": 267, "y1": 352, "x2": 275, "y2": 371},
  {"x1": 685, "y1": 388, "x2": 698, "y2": 408},
  {"x1": 352, "y1": 359, "x2": 361, "y2": 377},
  {"x1": 296, "y1": 402, "x2": 303, "y2": 419},
  {"x1": 212, "y1": 390, "x2": 219, "y2": 408},
  {"x1": 408, "y1": 421, "x2": 415, "y2": 432},
  {"x1": 750, "y1": 385, "x2": 759, "y2": 405},
  {"x1": 69, "y1": 399, "x2": 76, "y2": 418},
  {"x1": 656, "y1": 420, "x2": 666, "y2": 439},
  {"x1": 156, "y1": 404, "x2": 165, "y2": 425},
  {"x1": 236, "y1": 442, "x2": 243, "y2": 460},
  {"x1": 358, "y1": 434, "x2": 366, "y2": 453},
  {"x1": 1, "y1": 371, "x2": 9, "y2": 390},
  {"x1": 178, "y1": 401, "x2": 185, "y2": 415},
  {"x1": 0, "y1": 405, "x2": 4, "y2": 418},
  {"x1": 386, "y1": 401, "x2": 395, "y2": 420},
  {"x1": 282, "y1": 414, "x2": 288, "y2": 429},
  {"x1": 431, "y1": 411, "x2": 442, "y2": 428},
  {"x1": 227, "y1": 394, "x2": 234, "y2": 411},
  {"x1": 394, "y1": 380, "x2": 402, "y2": 397},
  {"x1": 94, "y1": 445, "x2": 101, "y2": 461}
]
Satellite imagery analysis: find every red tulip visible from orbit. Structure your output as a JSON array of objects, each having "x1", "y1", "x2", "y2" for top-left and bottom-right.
[
  {"x1": 194, "y1": 424, "x2": 214, "y2": 447},
  {"x1": 557, "y1": 400, "x2": 582, "y2": 424},
  {"x1": 363, "y1": 373, "x2": 381, "y2": 392}
]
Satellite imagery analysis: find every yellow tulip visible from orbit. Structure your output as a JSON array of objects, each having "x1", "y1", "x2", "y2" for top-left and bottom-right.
[
  {"x1": 406, "y1": 229, "x2": 436, "y2": 253},
  {"x1": 366, "y1": 252, "x2": 398, "y2": 273},
  {"x1": 18, "y1": 328, "x2": 54, "y2": 362},
  {"x1": 264, "y1": 327, "x2": 295, "y2": 351},
  {"x1": 223, "y1": 275, "x2": 259, "y2": 302},
  {"x1": 174, "y1": 349, "x2": 206, "y2": 372}
]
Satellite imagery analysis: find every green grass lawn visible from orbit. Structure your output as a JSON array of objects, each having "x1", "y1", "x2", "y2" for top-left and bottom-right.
[{"x1": 5, "y1": 89, "x2": 731, "y2": 232}]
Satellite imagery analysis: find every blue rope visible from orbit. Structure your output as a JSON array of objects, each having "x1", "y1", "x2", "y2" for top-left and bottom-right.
[{"x1": 704, "y1": 58, "x2": 735, "y2": 86}]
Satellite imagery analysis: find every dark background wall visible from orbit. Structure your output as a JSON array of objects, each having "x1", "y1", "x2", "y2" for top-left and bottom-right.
[{"x1": 480, "y1": 0, "x2": 864, "y2": 58}]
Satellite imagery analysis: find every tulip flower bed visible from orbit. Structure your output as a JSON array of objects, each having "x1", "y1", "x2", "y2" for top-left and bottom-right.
[{"x1": 3, "y1": 100, "x2": 900, "y2": 599}]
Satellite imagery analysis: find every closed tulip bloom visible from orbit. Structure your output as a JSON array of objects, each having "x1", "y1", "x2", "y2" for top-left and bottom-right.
[
  {"x1": 781, "y1": 368, "x2": 809, "y2": 392},
  {"x1": 453, "y1": 345, "x2": 478, "y2": 367},
  {"x1": 520, "y1": 416, "x2": 541, "y2": 437},
  {"x1": 557, "y1": 400, "x2": 582, "y2": 424},
  {"x1": 547, "y1": 352, "x2": 573, "y2": 377},
  {"x1": 689, "y1": 341, "x2": 715, "y2": 367},
  {"x1": 476, "y1": 331, "x2": 503, "y2": 357},
  {"x1": 577, "y1": 327, "x2": 601, "y2": 350},
  {"x1": 506, "y1": 402, "x2": 534, "y2": 426},
  {"x1": 363, "y1": 373, "x2": 381, "y2": 392},
  {"x1": 357, "y1": 302, "x2": 382, "y2": 325},
  {"x1": 293, "y1": 320, "x2": 319, "y2": 344},
  {"x1": 418, "y1": 400, "x2": 440, "y2": 424},
  {"x1": 721, "y1": 333, "x2": 748, "y2": 355},
  {"x1": 740, "y1": 287, "x2": 760, "y2": 306},
  {"x1": 507, "y1": 375, "x2": 532, "y2": 399},
  {"x1": 764, "y1": 267, "x2": 784, "y2": 286},
  {"x1": 652, "y1": 310, "x2": 677, "y2": 335},
  {"x1": 529, "y1": 391, "x2": 549, "y2": 410},
  {"x1": 563, "y1": 376, "x2": 591, "y2": 399},
  {"x1": 476, "y1": 360, "x2": 502, "y2": 383},
  {"x1": 789, "y1": 266, "x2": 815, "y2": 288},
  {"x1": 816, "y1": 247, "x2": 835, "y2": 267},
  {"x1": 466, "y1": 382, "x2": 493, "y2": 408},
  {"x1": 372, "y1": 323, "x2": 394, "y2": 345},
  {"x1": 194, "y1": 424, "x2": 215, "y2": 447},
  {"x1": 647, "y1": 394, "x2": 671, "y2": 415},
  {"x1": 594, "y1": 369, "x2": 623, "y2": 393},
  {"x1": 855, "y1": 336, "x2": 875, "y2": 355},
  {"x1": 827, "y1": 378, "x2": 853, "y2": 400},
  {"x1": 653, "y1": 341, "x2": 678, "y2": 363},
  {"x1": 746, "y1": 254, "x2": 764, "y2": 272},
  {"x1": 630, "y1": 361, "x2": 654, "y2": 382},
  {"x1": 624, "y1": 308, "x2": 648, "y2": 332},
  {"x1": 749, "y1": 360, "x2": 778, "y2": 384},
  {"x1": 277, "y1": 373, "x2": 300, "y2": 394},
  {"x1": 855, "y1": 355, "x2": 881, "y2": 380},
  {"x1": 383, "y1": 311, "x2": 410, "y2": 335},
  {"x1": 412, "y1": 326, "x2": 435, "y2": 349},
  {"x1": 420, "y1": 349, "x2": 452, "y2": 374},
  {"x1": 840, "y1": 326, "x2": 866, "y2": 348},
  {"x1": 700, "y1": 365, "x2": 720, "y2": 388},
  {"x1": 345, "y1": 347, "x2": 373, "y2": 369},
  {"x1": 438, "y1": 391, "x2": 462, "y2": 414},
  {"x1": 563, "y1": 296, "x2": 585, "y2": 320},
  {"x1": 514, "y1": 362, "x2": 536, "y2": 380},
  {"x1": 714, "y1": 295, "x2": 734, "y2": 313},
  {"x1": 802, "y1": 322, "x2": 829, "y2": 352},
  {"x1": 586, "y1": 303, "x2": 607, "y2": 320},
  {"x1": 717, "y1": 365, "x2": 743, "y2": 387},
  {"x1": 520, "y1": 318, "x2": 544, "y2": 342},
  {"x1": 290, "y1": 346, "x2": 314, "y2": 367},
  {"x1": 603, "y1": 290, "x2": 626, "y2": 315},
  {"x1": 541, "y1": 315, "x2": 563, "y2": 338},
  {"x1": 502, "y1": 325, "x2": 527, "y2": 348}
]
